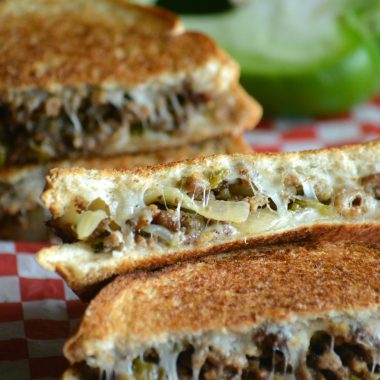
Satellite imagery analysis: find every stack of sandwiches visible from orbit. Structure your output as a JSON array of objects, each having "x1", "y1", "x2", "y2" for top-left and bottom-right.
[
  {"x1": 6, "y1": 0, "x2": 376, "y2": 379},
  {"x1": 38, "y1": 140, "x2": 380, "y2": 298},
  {"x1": 37, "y1": 139, "x2": 380, "y2": 379},
  {"x1": 0, "y1": 0, "x2": 261, "y2": 240}
]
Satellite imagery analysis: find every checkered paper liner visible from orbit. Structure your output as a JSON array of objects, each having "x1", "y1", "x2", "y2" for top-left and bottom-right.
[
  {"x1": 0, "y1": 241, "x2": 87, "y2": 380},
  {"x1": 248, "y1": 94, "x2": 380, "y2": 152},
  {"x1": 1, "y1": 96, "x2": 380, "y2": 380}
]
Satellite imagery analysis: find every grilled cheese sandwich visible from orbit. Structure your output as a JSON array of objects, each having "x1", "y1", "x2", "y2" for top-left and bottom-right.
[
  {"x1": 62, "y1": 242, "x2": 380, "y2": 380},
  {"x1": 37, "y1": 140, "x2": 380, "y2": 297},
  {"x1": 0, "y1": 0, "x2": 261, "y2": 166}
]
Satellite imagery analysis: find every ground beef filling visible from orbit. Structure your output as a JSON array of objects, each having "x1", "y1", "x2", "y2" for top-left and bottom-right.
[
  {"x1": 0, "y1": 84, "x2": 211, "y2": 165},
  {"x1": 52, "y1": 172, "x2": 380, "y2": 251}
]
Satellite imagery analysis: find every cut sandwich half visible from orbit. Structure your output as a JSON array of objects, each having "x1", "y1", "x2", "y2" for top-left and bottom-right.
[
  {"x1": 37, "y1": 140, "x2": 380, "y2": 297},
  {"x1": 62, "y1": 241, "x2": 380, "y2": 379},
  {"x1": 0, "y1": 0, "x2": 261, "y2": 166}
]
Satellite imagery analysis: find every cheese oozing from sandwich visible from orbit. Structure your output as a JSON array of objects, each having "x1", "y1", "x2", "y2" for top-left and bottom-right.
[
  {"x1": 51, "y1": 166, "x2": 380, "y2": 256},
  {"x1": 68, "y1": 313, "x2": 380, "y2": 380}
]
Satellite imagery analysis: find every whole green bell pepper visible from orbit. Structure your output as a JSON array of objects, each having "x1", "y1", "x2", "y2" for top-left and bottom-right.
[{"x1": 156, "y1": 1, "x2": 380, "y2": 116}]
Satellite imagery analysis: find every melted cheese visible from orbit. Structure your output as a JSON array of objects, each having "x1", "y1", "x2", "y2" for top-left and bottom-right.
[
  {"x1": 113, "y1": 206, "x2": 343, "y2": 260},
  {"x1": 89, "y1": 313, "x2": 380, "y2": 380},
  {"x1": 58, "y1": 159, "x2": 380, "y2": 258}
]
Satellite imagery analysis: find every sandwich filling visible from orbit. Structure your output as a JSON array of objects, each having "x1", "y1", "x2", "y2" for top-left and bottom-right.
[
  {"x1": 51, "y1": 168, "x2": 380, "y2": 255},
  {"x1": 83, "y1": 314, "x2": 380, "y2": 380},
  {"x1": 0, "y1": 81, "x2": 212, "y2": 165}
]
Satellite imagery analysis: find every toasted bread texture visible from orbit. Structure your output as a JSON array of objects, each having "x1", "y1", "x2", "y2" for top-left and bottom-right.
[
  {"x1": 0, "y1": 0, "x2": 184, "y2": 88},
  {"x1": 37, "y1": 140, "x2": 380, "y2": 297},
  {"x1": 63, "y1": 241, "x2": 380, "y2": 380},
  {"x1": 0, "y1": 0, "x2": 261, "y2": 164}
]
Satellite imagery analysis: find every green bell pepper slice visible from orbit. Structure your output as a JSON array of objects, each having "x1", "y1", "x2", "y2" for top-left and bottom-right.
[{"x1": 156, "y1": 1, "x2": 380, "y2": 116}]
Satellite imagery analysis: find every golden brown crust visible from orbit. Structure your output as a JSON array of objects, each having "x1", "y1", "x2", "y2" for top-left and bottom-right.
[
  {"x1": 228, "y1": 135, "x2": 252, "y2": 153},
  {"x1": 0, "y1": 0, "x2": 181, "y2": 33},
  {"x1": 0, "y1": 0, "x2": 232, "y2": 89},
  {"x1": 43, "y1": 138, "x2": 380, "y2": 183},
  {"x1": 0, "y1": 136, "x2": 250, "y2": 181},
  {"x1": 64, "y1": 241, "x2": 380, "y2": 363},
  {"x1": 41, "y1": 222, "x2": 380, "y2": 300},
  {"x1": 82, "y1": 133, "x2": 252, "y2": 165}
]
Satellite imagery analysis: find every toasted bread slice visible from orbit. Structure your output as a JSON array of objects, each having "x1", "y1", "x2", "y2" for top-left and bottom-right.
[
  {"x1": 37, "y1": 140, "x2": 380, "y2": 297},
  {"x1": 0, "y1": 0, "x2": 261, "y2": 166},
  {"x1": 0, "y1": 0, "x2": 181, "y2": 35},
  {"x1": 63, "y1": 241, "x2": 380, "y2": 380}
]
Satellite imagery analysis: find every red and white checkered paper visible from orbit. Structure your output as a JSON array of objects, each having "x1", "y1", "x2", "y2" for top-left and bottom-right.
[
  {"x1": 1, "y1": 96, "x2": 380, "y2": 380},
  {"x1": 0, "y1": 241, "x2": 87, "y2": 380}
]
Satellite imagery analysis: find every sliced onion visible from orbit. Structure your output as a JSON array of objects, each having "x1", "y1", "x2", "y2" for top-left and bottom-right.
[
  {"x1": 88, "y1": 198, "x2": 110, "y2": 213},
  {"x1": 77, "y1": 210, "x2": 108, "y2": 240},
  {"x1": 142, "y1": 224, "x2": 174, "y2": 243},
  {"x1": 144, "y1": 187, "x2": 193, "y2": 208},
  {"x1": 60, "y1": 203, "x2": 81, "y2": 225},
  {"x1": 144, "y1": 186, "x2": 250, "y2": 223},
  {"x1": 194, "y1": 199, "x2": 249, "y2": 223},
  {"x1": 233, "y1": 209, "x2": 279, "y2": 235}
]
